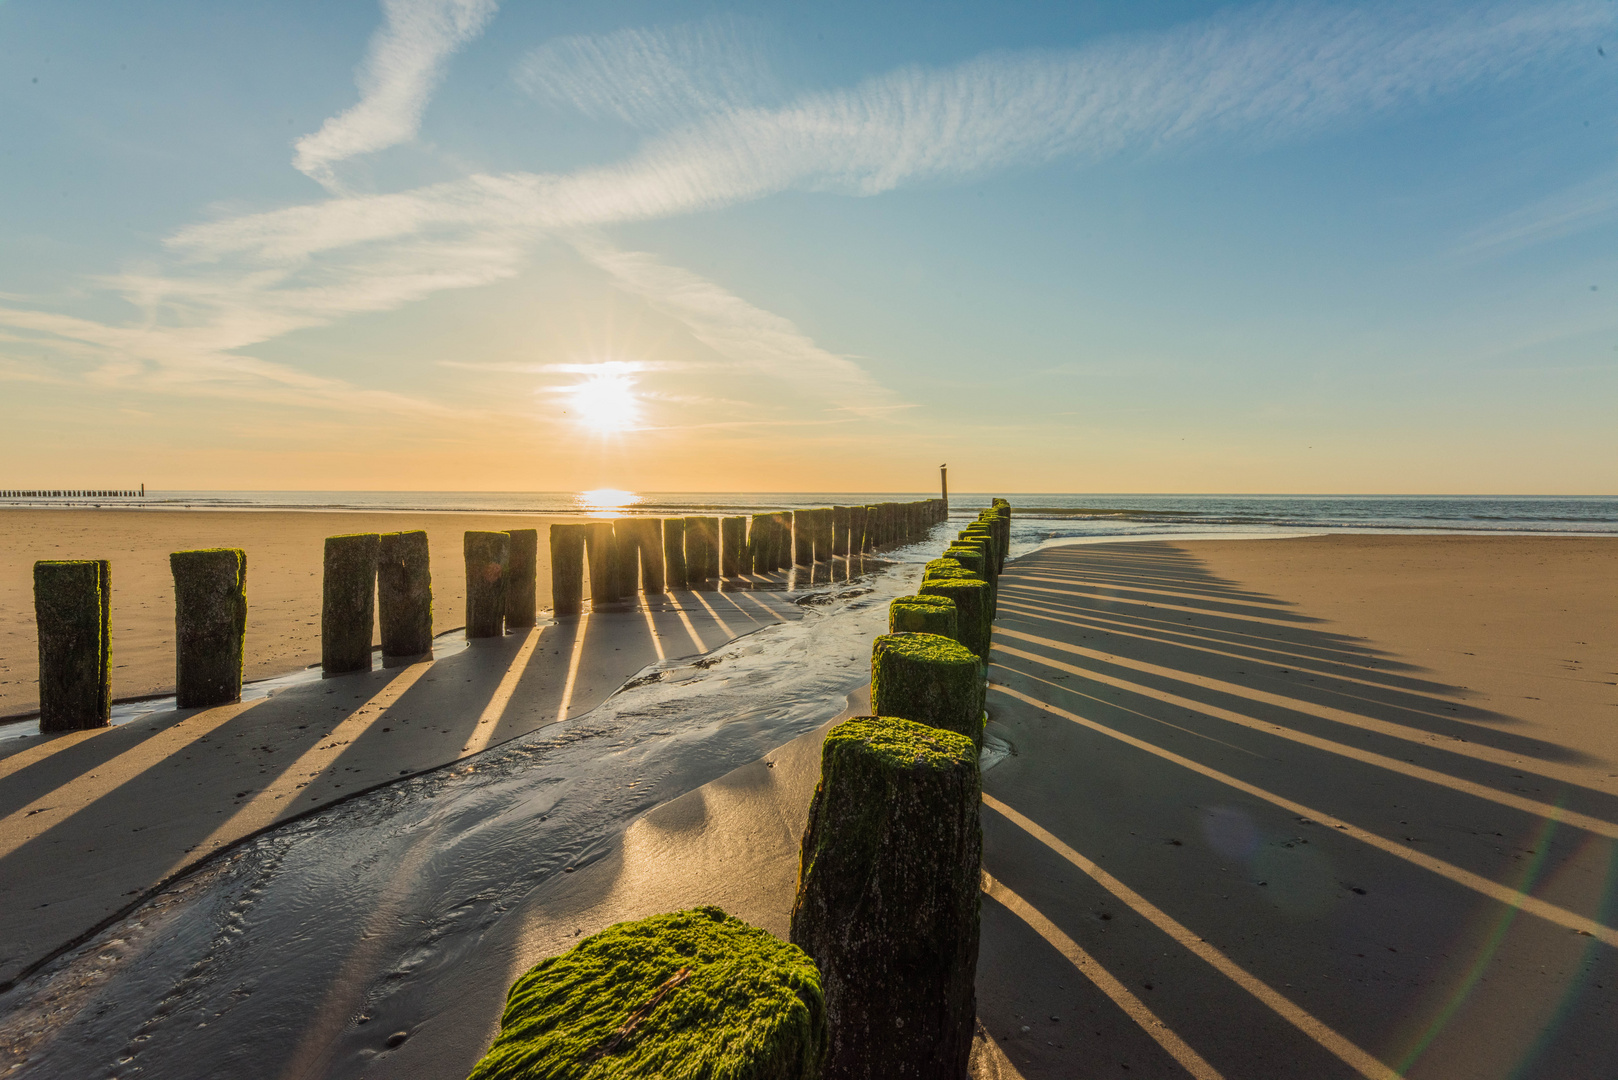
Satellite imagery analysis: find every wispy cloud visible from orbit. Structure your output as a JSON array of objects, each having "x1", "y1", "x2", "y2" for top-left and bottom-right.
[
  {"x1": 1455, "y1": 161, "x2": 1618, "y2": 256},
  {"x1": 515, "y1": 17, "x2": 780, "y2": 129},
  {"x1": 293, "y1": 0, "x2": 498, "y2": 189},
  {"x1": 565, "y1": 233, "x2": 898, "y2": 413}
]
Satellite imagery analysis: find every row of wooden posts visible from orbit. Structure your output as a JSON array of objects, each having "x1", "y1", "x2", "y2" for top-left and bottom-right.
[
  {"x1": 549, "y1": 499, "x2": 946, "y2": 614},
  {"x1": 2, "y1": 488, "x2": 144, "y2": 498},
  {"x1": 27, "y1": 500, "x2": 944, "y2": 733},
  {"x1": 464, "y1": 499, "x2": 1012, "y2": 1078}
]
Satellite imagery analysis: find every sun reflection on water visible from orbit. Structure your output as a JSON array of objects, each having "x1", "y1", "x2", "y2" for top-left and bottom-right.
[{"x1": 577, "y1": 488, "x2": 640, "y2": 518}]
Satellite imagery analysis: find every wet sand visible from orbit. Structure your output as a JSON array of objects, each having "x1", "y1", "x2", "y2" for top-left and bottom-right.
[
  {"x1": 413, "y1": 533, "x2": 1617, "y2": 1080},
  {"x1": 0, "y1": 509, "x2": 587, "y2": 718}
]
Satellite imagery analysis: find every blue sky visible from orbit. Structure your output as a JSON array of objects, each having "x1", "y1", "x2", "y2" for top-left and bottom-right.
[{"x1": 1, "y1": 0, "x2": 1614, "y2": 493}]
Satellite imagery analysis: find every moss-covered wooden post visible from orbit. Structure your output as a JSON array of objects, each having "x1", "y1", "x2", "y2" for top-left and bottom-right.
[
  {"x1": 747, "y1": 514, "x2": 771, "y2": 574},
  {"x1": 847, "y1": 506, "x2": 866, "y2": 555},
  {"x1": 549, "y1": 524, "x2": 586, "y2": 616},
  {"x1": 888, "y1": 594, "x2": 958, "y2": 641},
  {"x1": 870, "y1": 632, "x2": 983, "y2": 745},
  {"x1": 322, "y1": 534, "x2": 379, "y2": 674},
  {"x1": 790, "y1": 717, "x2": 980, "y2": 1080},
  {"x1": 920, "y1": 577, "x2": 993, "y2": 662},
  {"x1": 468, "y1": 906, "x2": 827, "y2": 1080},
  {"x1": 720, "y1": 515, "x2": 747, "y2": 578},
  {"x1": 609, "y1": 519, "x2": 642, "y2": 596},
  {"x1": 172, "y1": 548, "x2": 247, "y2": 707},
  {"x1": 663, "y1": 518, "x2": 688, "y2": 589},
  {"x1": 34, "y1": 560, "x2": 111, "y2": 731},
  {"x1": 585, "y1": 522, "x2": 619, "y2": 604},
  {"x1": 775, "y1": 513, "x2": 793, "y2": 569},
  {"x1": 813, "y1": 508, "x2": 834, "y2": 562},
  {"x1": 377, "y1": 531, "x2": 432, "y2": 656},
  {"x1": 502, "y1": 528, "x2": 538, "y2": 629},
  {"x1": 465, "y1": 530, "x2": 510, "y2": 639},
  {"x1": 686, "y1": 516, "x2": 718, "y2": 583}
]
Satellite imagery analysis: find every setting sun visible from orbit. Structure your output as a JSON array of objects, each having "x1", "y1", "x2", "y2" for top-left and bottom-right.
[{"x1": 562, "y1": 365, "x2": 642, "y2": 434}]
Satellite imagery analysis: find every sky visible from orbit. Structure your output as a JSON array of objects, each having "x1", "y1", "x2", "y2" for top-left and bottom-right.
[{"x1": 1, "y1": 0, "x2": 1615, "y2": 495}]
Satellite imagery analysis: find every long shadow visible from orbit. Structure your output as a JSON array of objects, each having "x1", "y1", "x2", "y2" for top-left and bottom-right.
[{"x1": 982, "y1": 541, "x2": 1618, "y2": 1078}]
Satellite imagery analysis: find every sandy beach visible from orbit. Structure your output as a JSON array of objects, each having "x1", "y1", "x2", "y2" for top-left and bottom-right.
[
  {"x1": 3, "y1": 531, "x2": 1617, "y2": 1079},
  {"x1": 0, "y1": 509, "x2": 589, "y2": 718}
]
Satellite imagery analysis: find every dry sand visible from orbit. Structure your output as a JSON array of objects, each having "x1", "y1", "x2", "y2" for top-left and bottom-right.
[{"x1": 0, "y1": 509, "x2": 588, "y2": 717}]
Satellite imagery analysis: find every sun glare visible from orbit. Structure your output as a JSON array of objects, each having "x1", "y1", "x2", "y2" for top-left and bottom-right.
[
  {"x1": 578, "y1": 488, "x2": 640, "y2": 517},
  {"x1": 564, "y1": 367, "x2": 643, "y2": 434}
]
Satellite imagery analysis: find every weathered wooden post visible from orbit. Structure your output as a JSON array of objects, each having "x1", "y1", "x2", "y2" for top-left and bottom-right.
[
  {"x1": 747, "y1": 514, "x2": 772, "y2": 574},
  {"x1": 172, "y1": 548, "x2": 247, "y2": 706},
  {"x1": 774, "y1": 513, "x2": 792, "y2": 569},
  {"x1": 464, "y1": 530, "x2": 509, "y2": 639},
  {"x1": 810, "y1": 508, "x2": 832, "y2": 563},
  {"x1": 831, "y1": 506, "x2": 851, "y2": 556},
  {"x1": 322, "y1": 534, "x2": 379, "y2": 674},
  {"x1": 634, "y1": 518, "x2": 667, "y2": 593},
  {"x1": 719, "y1": 516, "x2": 747, "y2": 578},
  {"x1": 848, "y1": 505, "x2": 867, "y2": 555},
  {"x1": 34, "y1": 559, "x2": 111, "y2": 730},
  {"x1": 378, "y1": 531, "x2": 433, "y2": 657},
  {"x1": 584, "y1": 522, "x2": 619, "y2": 605},
  {"x1": 686, "y1": 515, "x2": 719, "y2": 583},
  {"x1": 607, "y1": 519, "x2": 641, "y2": 596},
  {"x1": 792, "y1": 510, "x2": 813, "y2": 567},
  {"x1": 469, "y1": 907, "x2": 827, "y2": 1080},
  {"x1": 663, "y1": 517, "x2": 689, "y2": 589},
  {"x1": 790, "y1": 716, "x2": 981, "y2": 1080},
  {"x1": 549, "y1": 524, "x2": 586, "y2": 616},
  {"x1": 870, "y1": 632, "x2": 983, "y2": 745},
  {"x1": 919, "y1": 577, "x2": 993, "y2": 662},
  {"x1": 503, "y1": 528, "x2": 538, "y2": 629},
  {"x1": 888, "y1": 593, "x2": 958, "y2": 641}
]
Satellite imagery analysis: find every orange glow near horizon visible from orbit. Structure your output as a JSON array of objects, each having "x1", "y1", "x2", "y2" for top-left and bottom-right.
[{"x1": 578, "y1": 488, "x2": 640, "y2": 517}]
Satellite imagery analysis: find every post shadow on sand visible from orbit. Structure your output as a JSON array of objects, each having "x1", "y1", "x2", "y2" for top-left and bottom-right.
[
  {"x1": 0, "y1": 584, "x2": 805, "y2": 990},
  {"x1": 976, "y1": 542, "x2": 1618, "y2": 1080}
]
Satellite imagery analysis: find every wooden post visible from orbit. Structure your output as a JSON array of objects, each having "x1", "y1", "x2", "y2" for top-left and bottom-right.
[
  {"x1": 663, "y1": 517, "x2": 688, "y2": 589},
  {"x1": 831, "y1": 506, "x2": 851, "y2": 556},
  {"x1": 720, "y1": 515, "x2": 747, "y2": 578},
  {"x1": 34, "y1": 560, "x2": 111, "y2": 730},
  {"x1": 172, "y1": 548, "x2": 247, "y2": 706},
  {"x1": 686, "y1": 516, "x2": 719, "y2": 582},
  {"x1": 464, "y1": 530, "x2": 510, "y2": 638},
  {"x1": 468, "y1": 907, "x2": 827, "y2": 1080},
  {"x1": 322, "y1": 534, "x2": 378, "y2": 674},
  {"x1": 585, "y1": 522, "x2": 619, "y2": 605},
  {"x1": 790, "y1": 717, "x2": 980, "y2": 1080},
  {"x1": 503, "y1": 528, "x2": 538, "y2": 629},
  {"x1": 887, "y1": 594, "x2": 958, "y2": 641},
  {"x1": 748, "y1": 514, "x2": 773, "y2": 574},
  {"x1": 848, "y1": 506, "x2": 868, "y2": 555},
  {"x1": 378, "y1": 531, "x2": 433, "y2": 656},
  {"x1": 549, "y1": 524, "x2": 586, "y2": 616},
  {"x1": 635, "y1": 518, "x2": 667, "y2": 593},
  {"x1": 870, "y1": 632, "x2": 984, "y2": 746}
]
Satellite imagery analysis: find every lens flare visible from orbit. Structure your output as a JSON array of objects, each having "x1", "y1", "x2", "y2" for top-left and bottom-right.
[{"x1": 562, "y1": 366, "x2": 642, "y2": 434}]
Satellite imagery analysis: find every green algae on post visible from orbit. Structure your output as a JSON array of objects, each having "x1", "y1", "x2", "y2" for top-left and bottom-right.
[
  {"x1": 171, "y1": 548, "x2": 247, "y2": 707},
  {"x1": 34, "y1": 559, "x2": 111, "y2": 730},
  {"x1": 465, "y1": 531, "x2": 510, "y2": 639},
  {"x1": 919, "y1": 576, "x2": 993, "y2": 662},
  {"x1": 378, "y1": 531, "x2": 433, "y2": 656},
  {"x1": 549, "y1": 524, "x2": 587, "y2": 616},
  {"x1": 467, "y1": 906, "x2": 825, "y2": 1080},
  {"x1": 869, "y1": 632, "x2": 983, "y2": 744},
  {"x1": 662, "y1": 518, "x2": 688, "y2": 590},
  {"x1": 322, "y1": 533, "x2": 379, "y2": 674},
  {"x1": 888, "y1": 594, "x2": 959, "y2": 641},
  {"x1": 503, "y1": 529, "x2": 539, "y2": 629},
  {"x1": 789, "y1": 716, "x2": 980, "y2": 1080}
]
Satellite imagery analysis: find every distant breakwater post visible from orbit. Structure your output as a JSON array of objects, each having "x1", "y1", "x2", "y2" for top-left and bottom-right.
[
  {"x1": 1, "y1": 485, "x2": 145, "y2": 500},
  {"x1": 790, "y1": 497, "x2": 1012, "y2": 1079},
  {"x1": 33, "y1": 560, "x2": 112, "y2": 731},
  {"x1": 171, "y1": 549, "x2": 247, "y2": 708}
]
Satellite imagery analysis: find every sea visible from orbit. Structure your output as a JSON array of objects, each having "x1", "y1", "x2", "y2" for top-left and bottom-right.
[{"x1": 5, "y1": 490, "x2": 1616, "y2": 538}]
